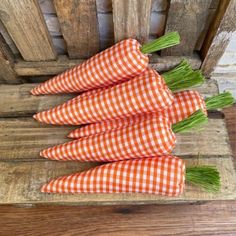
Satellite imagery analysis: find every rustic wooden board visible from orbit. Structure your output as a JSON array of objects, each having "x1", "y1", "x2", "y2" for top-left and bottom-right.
[
  {"x1": 112, "y1": 0, "x2": 152, "y2": 43},
  {"x1": 0, "y1": 21, "x2": 19, "y2": 56},
  {"x1": 162, "y1": 0, "x2": 212, "y2": 56},
  {"x1": 0, "y1": 117, "x2": 231, "y2": 161},
  {"x1": 14, "y1": 54, "x2": 201, "y2": 76},
  {"x1": 39, "y1": 0, "x2": 168, "y2": 14},
  {"x1": 0, "y1": 0, "x2": 56, "y2": 61},
  {"x1": 195, "y1": 0, "x2": 220, "y2": 50},
  {"x1": 201, "y1": 0, "x2": 236, "y2": 76},
  {"x1": 0, "y1": 78, "x2": 217, "y2": 117},
  {"x1": 0, "y1": 35, "x2": 19, "y2": 84},
  {"x1": 0, "y1": 84, "x2": 73, "y2": 117},
  {"x1": 54, "y1": 0, "x2": 100, "y2": 58},
  {"x1": 0, "y1": 157, "x2": 235, "y2": 204},
  {"x1": 1, "y1": 202, "x2": 236, "y2": 235}
]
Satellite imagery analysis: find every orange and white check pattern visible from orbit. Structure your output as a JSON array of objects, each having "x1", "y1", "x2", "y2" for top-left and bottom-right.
[
  {"x1": 31, "y1": 39, "x2": 149, "y2": 95},
  {"x1": 68, "y1": 90, "x2": 207, "y2": 138},
  {"x1": 41, "y1": 156, "x2": 185, "y2": 196},
  {"x1": 40, "y1": 116, "x2": 176, "y2": 162},
  {"x1": 34, "y1": 68, "x2": 174, "y2": 125}
]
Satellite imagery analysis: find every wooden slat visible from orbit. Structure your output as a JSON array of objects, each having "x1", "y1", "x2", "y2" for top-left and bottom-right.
[
  {"x1": 54, "y1": 0, "x2": 100, "y2": 58},
  {"x1": 14, "y1": 54, "x2": 202, "y2": 76},
  {"x1": 201, "y1": 0, "x2": 236, "y2": 76},
  {"x1": 0, "y1": 0, "x2": 56, "y2": 61},
  {"x1": 0, "y1": 78, "x2": 218, "y2": 118},
  {"x1": 0, "y1": 35, "x2": 20, "y2": 84},
  {"x1": 1, "y1": 202, "x2": 236, "y2": 235},
  {"x1": 0, "y1": 117, "x2": 231, "y2": 161},
  {"x1": 112, "y1": 0, "x2": 152, "y2": 43},
  {"x1": 0, "y1": 157, "x2": 235, "y2": 204},
  {"x1": 162, "y1": 0, "x2": 212, "y2": 56},
  {"x1": 195, "y1": 0, "x2": 220, "y2": 50},
  {"x1": 39, "y1": 0, "x2": 168, "y2": 14},
  {"x1": 0, "y1": 84, "x2": 73, "y2": 117}
]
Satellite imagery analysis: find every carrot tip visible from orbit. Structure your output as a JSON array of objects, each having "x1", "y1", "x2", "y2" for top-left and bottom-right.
[
  {"x1": 67, "y1": 133, "x2": 74, "y2": 138},
  {"x1": 40, "y1": 184, "x2": 48, "y2": 193},
  {"x1": 39, "y1": 150, "x2": 46, "y2": 158}
]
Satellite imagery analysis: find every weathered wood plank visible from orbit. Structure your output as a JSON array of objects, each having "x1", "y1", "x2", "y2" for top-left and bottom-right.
[
  {"x1": 0, "y1": 78, "x2": 217, "y2": 117},
  {"x1": 54, "y1": 0, "x2": 100, "y2": 58},
  {"x1": 0, "y1": 0, "x2": 56, "y2": 61},
  {"x1": 0, "y1": 21, "x2": 19, "y2": 56},
  {"x1": 0, "y1": 84, "x2": 74, "y2": 117},
  {"x1": 1, "y1": 202, "x2": 236, "y2": 235},
  {"x1": 0, "y1": 35, "x2": 20, "y2": 84},
  {"x1": 39, "y1": 0, "x2": 168, "y2": 14},
  {"x1": 162, "y1": 0, "x2": 212, "y2": 56},
  {"x1": 112, "y1": 0, "x2": 152, "y2": 43},
  {"x1": 0, "y1": 117, "x2": 231, "y2": 161},
  {"x1": 14, "y1": 54, "x2": 202, "y2": 76},
  {"x1": 201, "y1": 0, "x2": 236, "y2": 76},
  {"x1": 195, "y1": 0, "x2": 220, "y2": 50},
  {"x1": 0, "y1": 157, "x2": 235, "y2": 204}
]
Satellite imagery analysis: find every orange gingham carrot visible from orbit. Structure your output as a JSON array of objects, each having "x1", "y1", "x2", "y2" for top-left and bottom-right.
[
  {"x1": 41, "y1": 156, "x2": 185, "y2": 196},
  {"x1": 40, "y1": 116, "x2": 176, "y2": 162},
  {"x1": 34, "y1": 68, "x2": 174, "y2": 125},
  {"x1": 68, "y1": 90, "x2": 207, "y2": 138},
  {"x1": 31, "y1": 39, "x2": 149, "y2": 95}
]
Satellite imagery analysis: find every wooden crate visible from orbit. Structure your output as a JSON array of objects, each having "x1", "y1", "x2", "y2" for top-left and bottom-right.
[{"x1": 0, "y1": 0, "x2": 235, "y2": 205}]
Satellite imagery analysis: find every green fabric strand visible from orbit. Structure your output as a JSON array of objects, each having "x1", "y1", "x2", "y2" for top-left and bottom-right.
[
  {"x1": 163, "y1": 60, "x2": 205, "y2": 92},
  {"x1": 205, "y1": 91, "x2": 235, "y2": 110},
  {"x1": 172, "y1": 110, "x2": 208, "y2": 133},
  {"x1": 186, "y1": 166, "x2": 220, "y2": 193},
  {"x1": 140, "y1": 32, "x2": 180, "y2": 54}
]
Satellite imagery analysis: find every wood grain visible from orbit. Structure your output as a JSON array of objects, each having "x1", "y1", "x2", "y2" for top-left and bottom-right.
[
  {"x1": 39, "y1": 0, "x2": 168, "y2": 14},
  {"x1": 195, "y1": 0, "x2": 220, "y2": 50},
  {"x1": 0, "y1": 157, "x2": 235, "y2": 204},
  {"x1": 224, "y1": 104, "x2": 236, "y2": 167},
  {"x1": 1, "y1": 201, "x2": 236, "y2": 235},
  {"x1": 0, "y1": 35, "x2": 20, "y2": 84},
  {"x1": 0, "y1": 0, "x2": 56, "y2": 61},
  {"x1": 54, "y1": 0, "x2": 100, "y2": 58},
  {"x1": 0, "y1": 84, "x2": 74, "y2": 117},
  {"x1": 112, "y1": 0, "x2": 152, "y2": 43},
  {"x1": 0, "y1": 117, "x2": 231, "y2": 161},
  {"x1": 201, "y1": 0, "x2": 236, "y2": 76},
  {"x1": 14, "y1": 54, "x2": 202, "y2": 76},
  {"x1": 162, "y1": 0, "x2": 212, "y2": 56}
]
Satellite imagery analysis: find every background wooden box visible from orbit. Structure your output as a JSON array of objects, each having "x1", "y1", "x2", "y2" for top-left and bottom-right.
[{"x1": 0, "y1": 0, "x2": 235, "y2": 205}]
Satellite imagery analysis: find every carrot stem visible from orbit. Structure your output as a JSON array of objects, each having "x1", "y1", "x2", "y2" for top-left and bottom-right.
[
  {"x1": 205, "y1": 91, "x2": 235, "y2": 110},
  {"x1": 186, "y1": 166, "x2": 220, "y2": 192},
  {"x1": 172, "y1": 109, "x2": 208, "y2": 133},
  {"x1": 140, "y1": 32, "x2": 180, "y2": 54},
  {"x1": 163, "y1": 60, "x2": 205, "y2": 91}
]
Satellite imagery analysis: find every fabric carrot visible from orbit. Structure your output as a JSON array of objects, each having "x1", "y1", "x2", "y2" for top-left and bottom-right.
[
  {"x1": 33, "y1": 62, "x2": 205, "y2": 125},
  {"x1": 31, "y1": 32, "x2": 180, "y2": 95},
  {"x1": 33, "y1": 68, "x2": 174, "y2": 125},
  {"x1": 41, "y1": 156, "x2": 220, "y2": 195},
  {"x1": 68, "y1": 91, "x2": 234, "y2": 138},
  {"x1": 40, "y1": 110, "x2": 208, "y2": 162}
]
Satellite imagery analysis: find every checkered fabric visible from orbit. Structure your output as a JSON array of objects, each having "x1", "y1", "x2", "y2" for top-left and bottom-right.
[
  {"x1": 31, "y1": 39, "x2": 149, "y2": 95},
  {"x1": 68, "y1": 90, "x2": 207, "y2": 138},
  {"x1": 41, "y1": 156, "x2": 185, "y2": 196},
  {"x1": 34, "y1": 68, "x2": 174, "y2": 125},
  {"x1": 40, "y1": 116, "x2": 176, "y2": 162}
]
